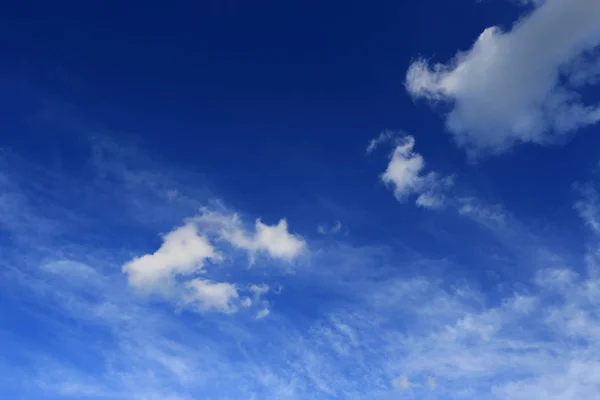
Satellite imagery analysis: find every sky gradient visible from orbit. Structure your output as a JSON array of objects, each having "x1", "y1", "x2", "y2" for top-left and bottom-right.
[{"x1": 2, "y1": 1, "x2": 600, "y2": 399}]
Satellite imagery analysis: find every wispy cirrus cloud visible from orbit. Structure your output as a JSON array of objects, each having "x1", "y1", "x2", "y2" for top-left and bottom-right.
[
  {"x1": 3, "y1": 133, "x2": 600, "y2": 400},
  {"x1": 458, "y1": 197, "x2": 507, "y2": 225}
]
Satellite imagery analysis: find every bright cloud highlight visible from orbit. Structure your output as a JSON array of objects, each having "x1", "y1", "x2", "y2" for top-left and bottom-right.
[{"x1": 122, "y1": 223, "x2": 219, "y2": 290}]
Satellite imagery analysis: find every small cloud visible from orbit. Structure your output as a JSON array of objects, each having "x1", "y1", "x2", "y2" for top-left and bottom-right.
[
  {"x1": 381, "y1": 136, "x2": 428, "y2": 198},
  {"x1": 369, "y1": 133, "x2": 454, "y2": 208}
]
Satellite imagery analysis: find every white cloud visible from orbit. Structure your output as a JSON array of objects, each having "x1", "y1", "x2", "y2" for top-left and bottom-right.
[
  {"x1": 406, "y1": 0, "x2": 600, "y2": 154},
  {"x1": 196, "y1": 210, "x2": 306, "y2": 262},
  {"x1": 184, "y1": 279, "x2": 239, "y2": 314},
  {"x1": 122, "y1": 223, "x2": 219, "y2": 290},
  {"x1": 253, "y1": 219, "x2": 306, "y2": 260},
  {"x1": 120, "y1": 209, "x2": 304, "y2": 316},
  {"x1": 381, "y1": 136, "x2": 424, "y2": 198},
  {"x1": 370, "y1": 133, "x2": 453, "y2": 208}
]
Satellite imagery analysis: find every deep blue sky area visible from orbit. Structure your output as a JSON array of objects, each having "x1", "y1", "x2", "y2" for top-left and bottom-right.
[
  {"x1": 2, "y1": 1, "x2": 600, "y2": 399},
  {"x1": 0, "y1": 3, "x2": 515, "y2": 185},
  {"x1": 3, "y1": 1, "x2": 589, "y2": 234},
  {"x1": 1, "y1": 1, "x2": 592, "y2": 212}
]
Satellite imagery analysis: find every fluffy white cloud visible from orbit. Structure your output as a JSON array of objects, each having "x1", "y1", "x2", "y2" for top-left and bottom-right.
[
  {"x1": 124, "y1": 211, "x2": 306, "y2": 291},
  {"x1": 196, "y1": 210, "x2": 306, "y2": 262},
  {"x1": 122, "y1": 223, "x2": 219, "y2": 290},
  {"x1": 370, "y1": 132, "x2": 453, "y2": 208},
  {"x1": 253, "y1": 219, "x2": 306, "y2": 260},
  {"x1": 122, "y1": 209, "x2": 303, "y2": 314},
  {"x1": 184, "y1": 279, "x2": 239, "y2": 314},
  {"x1": 406, "y1": 0, "x2": 600, "y2": 154}
]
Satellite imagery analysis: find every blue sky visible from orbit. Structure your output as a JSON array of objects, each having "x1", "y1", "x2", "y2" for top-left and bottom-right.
[{"x1": 2, "y1": 0, "x2": 600, "y2": 399}]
